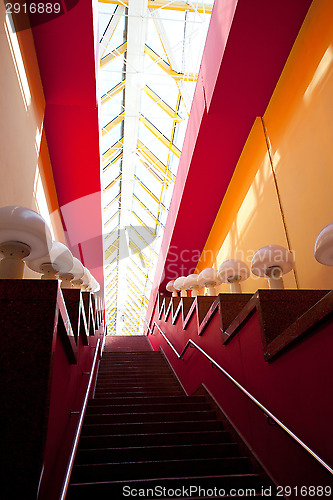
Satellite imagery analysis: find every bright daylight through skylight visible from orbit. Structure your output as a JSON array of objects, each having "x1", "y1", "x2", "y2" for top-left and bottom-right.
[{"x1": 98, "y1": 0, "x2": 215, "y2": 335}]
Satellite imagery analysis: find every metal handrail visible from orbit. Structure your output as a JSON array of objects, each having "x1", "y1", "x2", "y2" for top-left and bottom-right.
[
  {"x1": 147, "y1": 320, "x2": 333, "y2": 476},
  {"x1": 59, "y1": 338, "x2": 101, "y2": 500}
]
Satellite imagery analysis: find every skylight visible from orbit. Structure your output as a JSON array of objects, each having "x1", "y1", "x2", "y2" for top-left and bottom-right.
[{"x1": 98, "y1": 0, "x2": 214, "y2": 335}]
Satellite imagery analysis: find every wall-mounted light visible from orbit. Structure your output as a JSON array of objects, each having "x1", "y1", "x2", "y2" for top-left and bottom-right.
[
  {"x1": 174, "y1": 276, "x2": 188, "y2": 297},
  {"x1": 251, "y1": 244, "x2": 295, "y2": 289},
  {"x1": 26, "y1": 241, "x2": 73, "y2": 280},
  {"x1": 184, "y1": 274, "x2": 201, "y2": 297},
  {"x1": 0, "y1": 205, "x2": 52, "y2": 279},
  {"x1": 314, "y1": 222, "x2": 333, "y2": 266},
  {"x1": 73, "y1": 267, "x2": 91, "y2": 290},
  {"x1": 197, "y1": 268, "x2": 222, "y2": 296},
  {"x1": 58, "y1": 257, "x2": 84, "y2": 289},
  {"x1": 166, "y1": 280, "x2": 178, "y2": 297},
  {"x1": 218, "y1": 259, "x2": 250, "y2": 293}
]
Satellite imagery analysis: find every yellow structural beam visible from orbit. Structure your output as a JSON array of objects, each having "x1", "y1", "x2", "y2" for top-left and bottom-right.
[
  {"x1": 145, "y1": 45, "x2": 197, "y2": 82},
  {"x1": 130, "y1": 257, "x2": 148, "y2": 279},
  {"x1": 103, "y1": 152, "x2": 123, "y2": 172},
  {"x1": 143, "y1": 86, "x2": 182, "y2": 121},
  {"x1": 104, "y1": 210, "x2": 119, "y2": 228},
  {"x1": 133, "y1": 194, "x2": 165, "y2": 229},
  {"x1": 98, "y1": 0, "x2": 213, "y2": 14},
  {"x1": 105, "y1": 239, "x2": 119, "y2": 260},
  {"x1": 128, "y1": 268, "x2": 145, "y2": 289},
  {"x1": 100, "y1": 42, "x2": 127, "y2": 68},
  {"x1": 130, "y1": 224, "x2": 158, "y2": 257},
  {"x1": 127, "y1": 276, "x2": 144, "y2": 298},
  {"x1": 128, "y1": 238, "x2": 152, "y2": 268},
  {"x1": 104, "y1": 226, "x2": 120, "y2": 244},
  {"x1": 105, "y1": 192, "x2": 121, "y2": 209},
  {"x1": 132, "y1": 211, "x2": 156, "y2": 236},
  {"x1": 104, "y1": 174, "x2": 121, "y2": 192},
  {"x1": 139, "y1": 115, "x2": 181, "y2": 158},
  {"x1": 101, "y1": 80, "x2": 126, "y2": 106},
  {"x1": 134, "y1": 174, "x2": 167, "y2": 211},
  {"x1": 102, "y1": 112, "x2": 125, "y2": 136},
  {"x1": 102, "y1": 139, "x2": 123, "y2": 164},
  {"x1": 137, "y1": 140, "x2": 175, "y2": 183}
]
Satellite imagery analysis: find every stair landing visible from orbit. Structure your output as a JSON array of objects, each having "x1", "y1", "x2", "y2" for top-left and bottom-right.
[{"x1": 104, "y1": 335, "x2": 152, "y2": 352}]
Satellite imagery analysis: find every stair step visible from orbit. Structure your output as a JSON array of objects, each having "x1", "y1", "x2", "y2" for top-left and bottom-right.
[
  {"x1": 79, "y1": 430, "x2": 232, "y2": 449},
  {"x1": 93, "y1": 388, "x2": 184, "y2": 396},
  {"x1": 89, "y1": 395, "x2": 207, "y2": 406},
  {"x1": 86, "y1": 401, "x2": 211, "y2": 414},
  {"x1": 99, "y1": 363, "x2": 167, "y2": 370},
  {"x1": 69, "y1": 348, "x2": 271, "y2": 500},
  {"x1": 67, "y1": 474, "x2": 263, "y2": 499},
  {"x1": 95, "y1": 379, "x2": 178, "y2": 388},
  {"x1": 97, "y1": 371, "x2": 172, "y2": 377},
  {"x1": 102, "y1": 349, "x2": 160, "y2": 353},
  {"x1": 81, "y1": 419, "x2": 223, "y2": 436},
  {"x1": 84, "y1": 410, "x2": 216, "y2": 425},
  {"x1": 72, "y1": 457, "x2": 250, "y2": 483},
  {"x1": 98, "y1": 368, "x2": 174, "y2": 379},
  {"x1": 76, "y1": 442, "x2": 240, "y2": 464},
  {"x1": 101, "y1": 355, "x2": 163, "y2": 361}
]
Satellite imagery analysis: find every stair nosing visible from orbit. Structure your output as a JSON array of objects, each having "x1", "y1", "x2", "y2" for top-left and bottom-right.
[
  {"x1": 70, "y1": 472, "x2": 260, "y2": 487},
  {"x1": 74, "y1": 456, "x2": 249, "y2": 468},
  {"x1": 78, "y1": 442, "x2": 238, "y2": 453}
]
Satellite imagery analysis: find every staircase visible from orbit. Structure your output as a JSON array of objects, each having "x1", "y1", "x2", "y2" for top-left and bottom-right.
[{"x1": 67, "y1": 336, "x2": 270, "y2": 499}]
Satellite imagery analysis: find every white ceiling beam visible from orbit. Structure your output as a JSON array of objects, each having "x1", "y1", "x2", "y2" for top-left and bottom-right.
[{"x1": 150, "y1": 8, "x2": 180, "y2": 73}]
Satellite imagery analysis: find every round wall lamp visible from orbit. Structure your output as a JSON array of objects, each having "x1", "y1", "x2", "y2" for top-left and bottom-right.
[
  {"x1": 314, "y1": 222, "x2": 333, "y2": 266},
  {"x1": 58, "y1": 257, "x2": 84, "y2": 289},
  {"x1": 26, "y1": 241, "x2": 73, "y2": 280},
  {"x1": 197, "y1": 268, "x2": 222, "y2": 296},
  {"x1": 166, "y1": 280, "x2": 178, "y2": 297},
  {"x1": 251, "y1": 244, "x2": 295, "y2": 289},
  {"x1": 218, "y1": 259, "x2": 250, "y2": 293},
  {"x1": 174, "y1": 276, "x2": 188, "y2": 297},
  {"x1": 90, "y1": 277, "x2": 100, "y2": 293},
  {"x1": 0, "y1": 205, "x2": 52, "y2": 279},
  {"x1": 74, "y1": 267, "x2": 91, "y2": 290},
  {"x1": 184, "y1": 274, "x2": 201, "y2": 297}
]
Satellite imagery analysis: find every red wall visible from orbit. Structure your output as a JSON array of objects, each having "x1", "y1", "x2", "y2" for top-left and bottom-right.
[{"x1": 147, "y1": 297, "x2": 333, "y2": 493}]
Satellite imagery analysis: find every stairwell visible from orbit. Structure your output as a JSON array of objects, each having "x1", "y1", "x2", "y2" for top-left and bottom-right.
[{"x1": 67, "y1": 336, "x2": 272, "y2": 499}]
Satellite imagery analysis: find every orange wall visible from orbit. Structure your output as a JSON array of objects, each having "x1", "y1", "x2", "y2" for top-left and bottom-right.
[
  {"x1": 0, "y1": 6, "x2": 65, "y2": 275},
  {"x1": 197, "y1": 0, "x2": 333, "y2": 292}
]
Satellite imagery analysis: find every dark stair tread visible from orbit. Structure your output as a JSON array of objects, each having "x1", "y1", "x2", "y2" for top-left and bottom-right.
[
  {"x1": 97, "y1": 372, "x2": 172, "y2": 376},
  {"x1": 94, "y1": 388, "x2": 184, "y2": 393},
  {"x1": 89, "y1": 395, "x2": 205, "y2": 404},
  {"x1": 72, "y1": 456, "x2": 250, "y2": 482},
  {"x1": 81, "y1": 419, "x2": 224, "y2": 436},
  {"x1": 95, "y1": 381, "x2": 180, "y2": 388},
  {"x1": 68, "y1": 473, "x2": 263, "y2": 497},
  {"x1": 75, "y1": 442, "x2": 240, "y2": 464},
  {"x1": 86, "y1": 402, "x2": 211, "y2": 414},
  {"x1": 84, "y1": 410, "x2": 216, "y2": 424},
  {"x1": 79, "y1": 430, "x2": 232, "y2": 448}
]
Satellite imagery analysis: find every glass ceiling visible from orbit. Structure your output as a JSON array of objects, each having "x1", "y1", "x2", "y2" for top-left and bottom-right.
[{"x1": 98, "y1": 0, "x2": 214, "y2": 335}]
